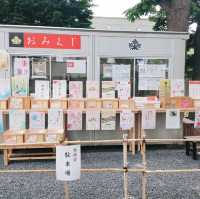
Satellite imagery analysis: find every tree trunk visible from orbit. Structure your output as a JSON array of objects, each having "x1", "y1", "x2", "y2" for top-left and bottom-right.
[
  {"x1": 193, "y1": 24, "x2": 200, "y2": 80},
  {"x1": 161, "y1": 0, "x2": 190, "y2": 31}
]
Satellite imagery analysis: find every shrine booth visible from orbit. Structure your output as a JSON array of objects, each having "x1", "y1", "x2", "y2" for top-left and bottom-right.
[{"x1": 0, "y1": 25, "x2": 189, "y2": 143}]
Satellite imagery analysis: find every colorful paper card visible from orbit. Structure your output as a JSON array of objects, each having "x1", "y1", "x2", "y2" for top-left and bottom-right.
[
  {"x1": 48, "y1": 109, "x2": 64, "y2": 129},
  {"x1": 142, "y1": 110, "x2": 156, "y2": 129},
  {"x1": 0, "y1": 112, "x2": 4, "y2": 133},
  {"x1": 69, "y1": 81, "x2": 83, "y2": 99},
  {"x1": 120, "y1": 110, "x2": 134, "y2": 130},
  {"x1": 32, "y1": 59, "x2": 47, "y2": 78},
  {"x1": 86, "y1": 81, "x2": 99, "y2": 98},
  {"x1": 171, "y1": 79, "x2": 184, "y2": 97},
  {"x1": 101, "y1": 110, "x2": 116, "y2": 130},
  {"x1": 166, "y1": 109, "x2": 180, "y2": 129},
  {"x1": 67, "y1": 110, "x2": 82, "y2": 130},
  {"x1": 14, "y1": 57, "x2": 30, "y2": 76},
  {"x1": 29, "y1": 112, "x2": 45, "y2": 129},
  {"x1": 86, "y1": 111, "x2": 100, "y2": 130},
  {"x1": 159, "y1": 79, "x2": 171, "y2": 98},
  {"x1": 189, "y1": 81, "x2": 200, "y2": 99},
  {"x1": 35, "y1": 80, "x2": 49, "y2": 99},
  {"x1": 0, "y1": 79, "x2": 11, "y2": 99},
  {"x1": 102, "y1": 81, "x2": 115, "y2": 99},
  {"x1": 117, "y1": 81, "x2": 131, "y2": 99},
  {"x1": 11, "y1": 76, "x2": 29, "y2": 96},
  {"x1": 194, "y1": 110, "x2": 200, "y2": 128},
  {"x1": 9, "y1": 110, "x2": 26, "y2": 130},
  {"x1": 66, "y1": 60, "x2": 86, "y2": 74},
  {"x1": 52, "y1": 80, "x2": 67, "y2": 99}
]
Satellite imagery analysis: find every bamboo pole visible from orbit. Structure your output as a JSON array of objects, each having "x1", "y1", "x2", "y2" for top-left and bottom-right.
[
  {"x1": 141, "y1": 138, "x2": 147, "y2": 199},
  {"x1": 123, "y1": 134, "x2": 128, "y2": 199}
]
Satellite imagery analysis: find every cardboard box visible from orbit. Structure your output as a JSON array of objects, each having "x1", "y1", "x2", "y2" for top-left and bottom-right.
[{"x1": 50, "y1": 99, "x2": 67, "y2": 109}]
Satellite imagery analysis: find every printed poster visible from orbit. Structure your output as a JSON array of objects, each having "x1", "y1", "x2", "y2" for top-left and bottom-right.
[
  {"x1": 120, "y1": 110, "x2": 134, "y2": 130},
  {"x1": 101, "y1": 110, "x2": 116, "y2": 130},
  {"x1": 117, "y1": 81, "x2": 131, "y2": 99},
  {"x1": 32, "y1": 59, "x2": 47, "y2": 78},
  {"x1": 189, "y1": 81, "x2": 200, "y2": 99},
  {"x1": 29, "y1": 112, "x2": 45, "y2": 129},
  {"x1": 159, "y1": 79, "x2": 171, "y2": 98},
  {"x1": 66, "y1": 60, "x2": 86, "y2": 74},
  {"x1": 86, "y1": 111, "x2": 100, "y2": 130},
  {"x1": 48, "y1": 109, "x2": 64, "y2": 129},
  {"x1": 52, "y1": 80, "x2": 67, "y2": 99},
  {"x1": 14, "y1": 57, "x2": 30, "y2": 76},
  {"x1": 67, "y1": 110, "x2": 82, "y2": 130},
  {"x1": 194, "y1": 110, "x2": 200, "y2": 128},
  {"x1": 11, "y1": 76, "x2": 29, "y2": 96},
  {"x1": 0, "y1": 112, "x2": 4, "y2": 133},
  {"x1": 103, "y1": 64, "x2": 112, "y2": 78},
  {"x1": 166, "y1": 109, "x2": 180, "y2": 129},
  {"x1": 35, "y1": 80, "x2": 49, "y2": 99},
  {"x1": 139, "y1": 78, "x2": 160, "y2": 91},
  {"x1": 9, "y1": 110, "x2": 26, "y2": 130},
  {"x1": 171, "y1": 79, "x2": 184, "y2": 97},
  {"x1": 142, "y1": 110, "x2": 156, "y2": 129},
  {"x1": 102, "y1": 81, "x2": 115, "y2": 99},
  {"x1": 0, "y1": 79, "x2": 11, "y2": 99},
  {"x1": 112, "y1": 64, "x2": 130, "y2": 81},
  {"x1": 56, "y1": 145, "x2": 81, "y2": 181},
  {"x1": 69, "y1": 81, "x2": 83, "y2": 99},
  {"x1": 86, "y1": 81, "x2": 99, "y2": 98}
]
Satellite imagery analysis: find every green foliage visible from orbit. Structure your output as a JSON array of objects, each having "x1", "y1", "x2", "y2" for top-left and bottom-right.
[{"x1": 0, "y1": 0, "x2": 93, "y2": 28}]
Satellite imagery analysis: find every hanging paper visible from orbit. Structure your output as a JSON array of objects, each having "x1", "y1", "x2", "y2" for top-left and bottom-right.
[
  {"x1": 189, "y1": 81, "x2": 200, "y2": 99},
  {"x1": 11, "y1": 76, "x2": 29, "y2": 96},
  {"x1": 14, "y1": 57, "x2": 30, "y2": 76},
  {"x1": 102, "y1": 81, "x2": 115, "y2": 99},
  {"x1": 142, "y1": 110, "x2": 156, "y2": 129},
  {"x1": 117, "y1": 81, "x2": 131, "y2": 99},
  {"x1": 171, "y1": 79, "x2": 184, "y2": 97},
  {"x1": 56, "y1": 145, "x2": 81, "y2": 181},
  {"x1": 159, "y1": 79, "x2": 171, "y2": 98},
  {"x1": 194, "y1": 110, "x2": 200, "y2": 128},
  {"x1": 66, "y1": 60, "x2": 86, "y2": 74},
  {"x1": 166, "y1": 109, "x2": 180, "y2": 129},
  {"x1": 86, "y1": 111, "x2": 100, "y2": 130},
  {"x1": 52, "y1": 80, "x2": 67, "y2": 99},
  {"x1": 0, "y1": 79, "x2": 11, "y2": 99},
  {"x1": 32, "y1": 59, "x2": 47, "y2": 78},
  {"x1": 35, "y1": 80, "x2": 49, "y2": 99},
  {"x1": 67, "y1": 110, "x2": 82, "y2": 130},
  {"x1": 0, "y1": 112, "x2": 4, "y2": 133},
  {"x1": 29, "y1": 112, "x2": 45, "y2": 129},
  {"x1": 9, "y1": 110, "x2": 26, "y2": 130},
  {"x1": 86, "y1": 81, "x2": 99, "y2": 98},
  {"x1": 120, "y1": 110, "x2": 134, "y2": 130},
  {"x1": 48, "y1": 109, "x2": 64, "y2": 129},
  {"x1": 103, "y1": 64, "x2": 112, "y2": 78},
  {"x1": 69, "y1": 81, "x2": 83, "y2": 99},
  {"x1": 112, "y1": 64, "x2": 130, "y2": 81},
  {"x1": 101, "y1": 110, "x2": 116, "y2": 130},
  {"x1": 139, "y1": 78, "x2": 160, "y2": 91}
]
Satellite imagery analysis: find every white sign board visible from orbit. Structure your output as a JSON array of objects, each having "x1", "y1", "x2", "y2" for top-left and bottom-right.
[
  {"x1": 56, "y1": 145, "x2": 81, "y2": 181},
  {"x1": 66, "y1": 60, "x2": 86, "y2": 74},
  {"x1": 142, "y1": 109, "x2": 156, "y2": 129},
  {"x1": 166, "y1": 109, "x2": 180, "y2": 129}
]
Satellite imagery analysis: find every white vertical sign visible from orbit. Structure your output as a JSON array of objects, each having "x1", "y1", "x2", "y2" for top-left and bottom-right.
[
  {"x1": 142, "y1": 110, "x2": 156, "y2": 129},
  {"x1": 56, "y1": 145, "x2": 81, "y2": 181},
  {"x1": 166, "y1": 109, "x2": 180, "y2": 129}
]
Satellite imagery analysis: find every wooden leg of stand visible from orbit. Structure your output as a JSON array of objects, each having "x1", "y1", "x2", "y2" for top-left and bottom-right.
[
  {"x1": 64, "y1": 182, "x2": 70, "y2": 199},
  {"x1": 3, "y1": 149, "x2": 8, "y2": 166},
  {"x1": 132, "y1": 127, "x2": 135, "y2": 155}
]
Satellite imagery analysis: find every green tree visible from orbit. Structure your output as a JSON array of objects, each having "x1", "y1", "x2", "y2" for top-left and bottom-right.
[
  {"x1": 0, "y1": 0, "x2": 93, "y2": 28},
  {"x1": 125, "y1": 0, "x2": 200, "y2": 80}
]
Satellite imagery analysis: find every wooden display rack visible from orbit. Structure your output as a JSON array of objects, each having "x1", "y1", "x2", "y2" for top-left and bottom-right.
[
  {"x1": 0, "y1": 99, "x2": 8, "y2": 110},
  {"x1": 50, "y1": 99, "x2": 67, "y2": 109},
  {"x1": 9, "y1": 96, "x2": 31, "y2": 109}
]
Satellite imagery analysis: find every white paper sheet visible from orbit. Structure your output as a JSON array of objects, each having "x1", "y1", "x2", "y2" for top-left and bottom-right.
[
  {"x1": 66, "y1": 60, "x2": 86, "y2": 74},
  {"x1": 52, "y1": 80, "x2": 67, "y2": 99},
  {"x1": 29, "y1": 112, "x2": 45, "y2": 129},
  {"x1": 35, "y1": 80, "x2": 49, "y2": 99},
  {"x1": 14, "y1": 58, "x2": 30, "y2": 76},
  {"x1": 171, "y1": 79, "x2": 184, "y2": 97},
  {"x1": 56, "y1": 145, "x2": 81, "y2": 181},
  {"x1": 48, "y1": 109, "x2": 64, "y2": 129},
  {"x1": 102, "y1": 81, "x2": 115, "y2": 99},
  {"x1": 112, "y1": 64, "x2": 130, "y2": 81},
  {"x1": 86, "y1": 81, "x2": 99, "y2": 98},
  {"x1": 67, "y1": 110, "x2": 82, "y2": 130},
  {"x1": 86, "y1": 111, "x2": 100, "y2": 130},
  {"x1": 101, "y1": 111, "x2": 116, "y2": 130},
  {"x1": 142, "y1": 110, "x2": 156, "y2": 129},
  {"x1": 117, "y1": 81, "x2": 131, "y2": 99},
  {"x1": 189, "y1": 81, "x2": 200, "y2": 99},
  {"x1": 9, "y1": 110, "x2": 26, "y2": 130},
  {"x1": 166, "y1": 109, "x2": 180, "y2": 129},
  {"x1": 0, "y1": 79, "x2": 11, "y2": 99},
  {"x1": 120, "y1": 110, "x2": 134, "y2": 130},
  {"x1": 69, "y1": 81, "x2": 83, "y2": 99}
]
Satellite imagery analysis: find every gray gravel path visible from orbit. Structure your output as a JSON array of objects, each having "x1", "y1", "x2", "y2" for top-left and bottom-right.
[{"x1": 0, "y1": 147, "x2": 199, "y2": 199}]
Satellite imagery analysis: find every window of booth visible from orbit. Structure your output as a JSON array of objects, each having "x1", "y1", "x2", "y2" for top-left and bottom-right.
[
  {"x1": 135, "y1": 58, "x2": 169, "y2": 96},
  {"x1": 51, "y1": 57, "x2": 87, "y2": 97},
  {"x1": 100, "y1": 58, "x2": 134, "y2": 97}
]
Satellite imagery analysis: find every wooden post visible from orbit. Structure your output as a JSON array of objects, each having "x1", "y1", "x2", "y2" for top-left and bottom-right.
[
  {"x1": 3, "y1": 149, "x2": 8, "y2": 166},
  {"x1": 131, "y1": 127, "x2": 136, "y2": 155},
  {"x1": 64, "y1": 182, "x2": 70, "y2": 199},
  {"x1": 141, "y1": 138, "x2": 147, "y2": 199},
  {"x1": 123, "y1": 134, "x2": 128, "y2": 199}
]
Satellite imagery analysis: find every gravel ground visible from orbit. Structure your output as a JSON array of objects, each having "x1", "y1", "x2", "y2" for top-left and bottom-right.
[{"x1": 0, "y1": 147, "x2": 199, "y2": 199}]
